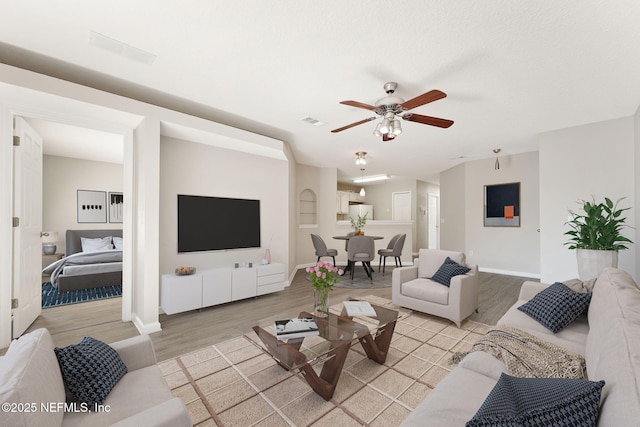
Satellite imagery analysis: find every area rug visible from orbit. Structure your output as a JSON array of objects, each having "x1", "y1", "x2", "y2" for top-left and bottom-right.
[
  {"x1": 334, "y1": 266, "x2": 394, "y2": 289},
  {"x1": 160, "y1": 295, "x2": 491, "y2": 426},
  {"x1": 41, "y1": 281, "x2": 122, "y2": 308}
]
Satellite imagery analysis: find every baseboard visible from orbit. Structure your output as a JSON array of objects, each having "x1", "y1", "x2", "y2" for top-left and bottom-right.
[
  {"x1": 479, "y1": 267, "x2": 540, "y2": 279},
  {"x1": 132, "y1": 313, "x2": 162, "y2": 334}
]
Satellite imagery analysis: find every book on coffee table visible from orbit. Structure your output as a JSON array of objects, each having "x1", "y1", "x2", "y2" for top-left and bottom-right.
[
  {"x1": 274, "y1": 318, "x2": 319, "y2": 340},
  {"x1": 342, "y1": 300, "x2": 376, "y2": 317}
]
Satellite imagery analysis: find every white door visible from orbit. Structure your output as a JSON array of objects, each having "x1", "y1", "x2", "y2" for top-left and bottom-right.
[
  {"x1": 12, "y1": 117, "x2": 43, "y2": 337},
  {"x1": 392, "y1": 191, "x2": 411, "y2": 221},
  {"x1": 428, "y1": 193, "x2": 440, "y2": 249}
]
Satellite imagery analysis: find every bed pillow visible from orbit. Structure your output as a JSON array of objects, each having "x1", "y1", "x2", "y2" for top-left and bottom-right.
[
  {"x1": 466, "y1": 373, "x2": 604, "y2": 427},
  {"x1": 112, "y1": 236, "x2": 123, "y2": 250},
  {"x1": 517, "y1": 282, "x2": 592, "y2": 333},
  {"x1": 431, "y1": 257, "x2": 471, "y2": 287},
  {"x1": 81, "y1": 236, "x2": 113, "y2": 252},
  {"x1": 54, "y1": 337, "x2": 127, "y2": 406}
]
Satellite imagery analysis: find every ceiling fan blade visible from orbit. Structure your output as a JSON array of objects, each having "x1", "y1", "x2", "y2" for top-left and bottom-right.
[
  {"x1": 402, "y1": 113, "x2": 454, "y2": 128},
  {"x1": 400, "y1": 89, "x2": 447, "y2": 110},
  {"x1": 339, "y1": 100, "x2": 378, "y2": 111},
  {"x1": 382, "y1": 133, "x2": 395, "y2": 142},
  {"x1": 331, "y1": 117, "x2": 377, "y2": 133}
]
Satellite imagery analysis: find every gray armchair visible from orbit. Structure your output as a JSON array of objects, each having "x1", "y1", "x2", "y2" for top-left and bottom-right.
[{"x1": 392, "y1": 248, "x2": 478, "y2": 328}]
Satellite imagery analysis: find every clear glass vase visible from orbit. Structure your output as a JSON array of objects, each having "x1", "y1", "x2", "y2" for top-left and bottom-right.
[{"x1": 314, "y1": 287, "x2": 330, "y2": 318}]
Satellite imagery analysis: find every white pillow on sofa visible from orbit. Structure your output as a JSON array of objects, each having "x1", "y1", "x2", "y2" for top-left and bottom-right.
[
  {"x1": 81, "y1": 236, "x2": 113, "y2": 252},
  {"x1": 0, "y1": 328, "x2": 66, "y2": 426}
]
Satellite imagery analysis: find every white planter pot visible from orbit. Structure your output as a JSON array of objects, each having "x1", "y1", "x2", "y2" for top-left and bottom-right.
[{"x1": 576, "y1": 249, "x2": 618, "y2": 281}]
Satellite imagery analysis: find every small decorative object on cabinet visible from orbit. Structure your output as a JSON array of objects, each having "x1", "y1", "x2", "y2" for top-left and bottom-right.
[{"x1": 175, "y1": 266, "x2": 196, "y2": 275}]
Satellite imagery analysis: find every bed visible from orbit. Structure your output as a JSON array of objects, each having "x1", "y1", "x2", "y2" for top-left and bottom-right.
[{"x1": 43, "y1": 229, "x2": 123, "y2": 292}]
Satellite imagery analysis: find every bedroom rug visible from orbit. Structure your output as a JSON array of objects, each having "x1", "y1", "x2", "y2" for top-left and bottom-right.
[
  {"x1": 41, "y1": 281, "x2": 122, "y2": 308},
  {"x1": 160, "y1": 295, "x2": 491, "y2": 426}
]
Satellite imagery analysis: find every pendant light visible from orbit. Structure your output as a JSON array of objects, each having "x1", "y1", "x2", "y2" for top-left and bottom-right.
[
  {"x1": 493, "y1": 149, "x2": 501, "y2": 170},
  {"x1": 359, "y1": 168, "x2": 366, "y2": 197}
]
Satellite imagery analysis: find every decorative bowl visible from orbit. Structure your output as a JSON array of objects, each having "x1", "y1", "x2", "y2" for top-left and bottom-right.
[{"x1": 175, "y1": 266, "x2": 196, "y2": 276}]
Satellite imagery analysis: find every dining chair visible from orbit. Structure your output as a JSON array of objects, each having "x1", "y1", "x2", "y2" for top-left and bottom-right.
[
  {"x1": 310, "y1": 234, "x2": 338, "y2": 265},
  {"x1": 347, "y1": 235, "x2": 375, "y2": 281},
  {"x1": 378, "y1": 233, "x2": 406, "y2": 275},
  {"x1": 344, "y1": 231, "x2": 355, "y2": 252}
]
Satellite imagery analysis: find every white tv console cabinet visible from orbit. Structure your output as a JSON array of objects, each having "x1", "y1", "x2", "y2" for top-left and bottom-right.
[{"x1": 160, "y1": 262, "x2": 285, "y2": 315}]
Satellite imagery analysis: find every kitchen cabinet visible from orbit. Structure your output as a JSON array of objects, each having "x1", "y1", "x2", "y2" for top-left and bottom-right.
[
  {"x1": 336, "y1": 191, "x2": 350, "y2": 214},
  {"x1": 349, "y1": 192, "x2": 365, "y2": 203}
]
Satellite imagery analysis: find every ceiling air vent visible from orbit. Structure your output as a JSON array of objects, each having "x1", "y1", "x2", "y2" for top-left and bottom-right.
[{"x1": 301, "y1": 116, "x2": 325, "y2": 127}]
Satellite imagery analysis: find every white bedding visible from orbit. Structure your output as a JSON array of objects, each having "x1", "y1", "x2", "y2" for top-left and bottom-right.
[
  {"x1": 43, "y1": 250, "x2": 123, "y2": 288},
  {"x1": 61, "y1": 262, "x2": 123, "y2": 277}
]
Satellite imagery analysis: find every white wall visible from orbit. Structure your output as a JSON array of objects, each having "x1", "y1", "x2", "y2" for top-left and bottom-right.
[
  {"x1": 636, "y1": 105, "x2": 640, "y2": 274},
  {"x1": 296, "y1": 164, "x2": 338, "y2": 267},
  {"x1": 539, "y1": 117, "x2": 636, "y2": 283},
  {"x1": 159, "y1": 137, "x2": 289, "y2": 275},
  {"x1": 441, "y1": 151, "x2": 540, "y2": 277},
  {"x1": 440, "y1": 163, "x2": 467, "y2": 252},
  {"x1": 43, "y1": 155, "x2": 123, "y2": 254}
]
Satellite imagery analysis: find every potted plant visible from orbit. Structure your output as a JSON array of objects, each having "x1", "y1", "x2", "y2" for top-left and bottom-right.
[
  {"x1": 350, "y1": 212, "x2": 368, "y2": 235},
  {"x1": 564, "y1": 196, "x2": 633, "y2": 280}
]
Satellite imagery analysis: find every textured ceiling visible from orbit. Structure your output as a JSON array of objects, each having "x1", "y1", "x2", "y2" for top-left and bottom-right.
[{"x1": 2, "y1": 1, "x2": 640, "y2": 183}]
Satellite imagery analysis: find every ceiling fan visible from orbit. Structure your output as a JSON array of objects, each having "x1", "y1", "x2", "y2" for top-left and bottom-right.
[{"x1": 331, "y1": 82, "x2": 454, "y2": 141}]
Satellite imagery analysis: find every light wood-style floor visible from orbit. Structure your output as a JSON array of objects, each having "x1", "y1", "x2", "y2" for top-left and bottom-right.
[{"x1": 15, "y1": 269, "x2": 533, "y2": 361}]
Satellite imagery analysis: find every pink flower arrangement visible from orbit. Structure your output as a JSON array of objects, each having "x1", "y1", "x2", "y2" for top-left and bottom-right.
[{"x1": 306, "y1": 260, "x2": 343, "y2": 291}]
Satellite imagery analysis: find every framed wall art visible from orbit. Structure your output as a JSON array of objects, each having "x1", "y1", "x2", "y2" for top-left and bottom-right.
[
  {"x1": 77, "y1": 190, "x2": 107, "y2": 223},
  {"x1": 109, "y1": 192, "x2": 123, "y2": 223},
  {"x1": 484, "y1": 182, "x2": 520, "y2": 227}
]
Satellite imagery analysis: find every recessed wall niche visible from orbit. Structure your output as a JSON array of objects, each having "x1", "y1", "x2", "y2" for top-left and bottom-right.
[{"x1": 299, "y1": 189, "x2": 317, "y2": 225}]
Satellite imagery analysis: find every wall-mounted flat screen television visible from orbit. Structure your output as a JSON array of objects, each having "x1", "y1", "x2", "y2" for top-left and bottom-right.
[{"x1": 178, "y1": 194, "x2": 261, "y2": 252}]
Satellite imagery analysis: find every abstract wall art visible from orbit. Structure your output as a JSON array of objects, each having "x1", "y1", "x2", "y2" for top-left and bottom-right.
[
  {"x1": 484, "y1": 182, "x2": 520, "y2": 227},
  {"x1": 77, "y1": 190, "x2": 107, "y2": 223}
]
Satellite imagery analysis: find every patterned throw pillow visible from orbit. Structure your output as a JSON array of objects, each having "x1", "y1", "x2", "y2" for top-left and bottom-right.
[
  {"x1": 431, "y1": 257, "x2": 471, "y2": 287},
  {"x1": 466, "y1": 373, "x2": 604, "y2": 427},
  {"x1": 517, "y1": 282, "x2": 592, "y2": 333},
  {"x1": 54, "y1": 337, "x2": 127, "y2": 406}
]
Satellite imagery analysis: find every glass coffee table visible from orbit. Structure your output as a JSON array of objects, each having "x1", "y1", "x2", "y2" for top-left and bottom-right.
[{"x1": 252, "y1": 300, "x2": 398, "y2": 400}]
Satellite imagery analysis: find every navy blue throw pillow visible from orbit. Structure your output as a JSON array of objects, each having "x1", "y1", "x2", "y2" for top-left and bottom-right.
[
  {"x1": 517, "y1": 282, "x2": 592, "y2": 333},
  {"x1": 466, "y1": 373, "x2": 604, "y2": 427},
  {"x1": 55, "y1": 337, "x2": 127, "y2": 406},
  {"x1": 432, "y1": 257, "x2": 471, "y2": 287}
]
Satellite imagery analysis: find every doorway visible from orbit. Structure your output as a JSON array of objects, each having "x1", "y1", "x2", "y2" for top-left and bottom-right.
[
  {"x1": 392, "y1": 191, "x2": 412, "y2": 221},
  {"x1": 13, "y1": 115, "x2": 128, "y2": 337}
]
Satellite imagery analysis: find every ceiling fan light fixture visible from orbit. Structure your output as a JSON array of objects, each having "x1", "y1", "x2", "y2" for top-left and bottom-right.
[
  {"x1": 379, "y1": 117, "x2": 391, "y2": 134},
  {"x1": 373, "y1": 123, "x2": 382, "y2": 137},
  {"x1": 355, "y1": 151, "x2": 367, "y2": 165},
  {"x1": 391, "y1": 119, "x2": 402, "y2": 136}
]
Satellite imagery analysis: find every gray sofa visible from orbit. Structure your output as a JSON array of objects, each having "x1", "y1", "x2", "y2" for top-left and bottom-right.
[
  {"x1": 0, "y1": 329, "x2": 191, "y2": 427},
  {"x1": 401, "y1": 267, "x2": 640, "y2": 426}
]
